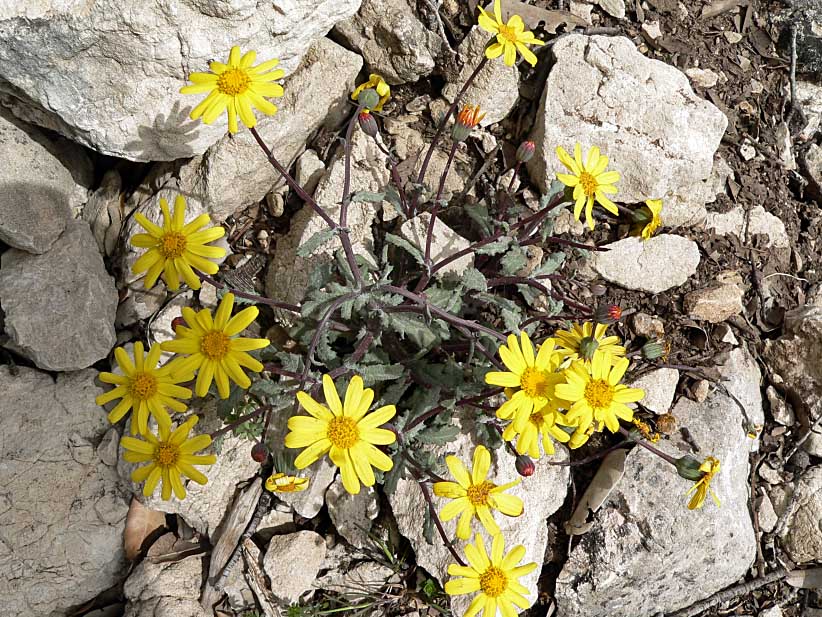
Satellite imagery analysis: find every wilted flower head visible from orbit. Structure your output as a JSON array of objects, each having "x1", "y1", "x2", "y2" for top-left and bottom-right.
[
  {"x1": 633, "y1": 199, "x2": 663, "y2": 240},
  {"x1": 266, "y1": 472, "x2": 309, "y2": 493},
  {"x1": 685, "y1": 456, "x2": 721, "y2": 510}
]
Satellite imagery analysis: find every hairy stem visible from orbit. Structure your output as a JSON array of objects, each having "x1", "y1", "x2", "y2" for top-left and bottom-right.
[
  {"x1": 210, "y1": 405, "x2": 268, "y2": 440},
  {"x1": 618, "y1": 426, "x2": 678, "y2": 466},
  {"x1": 423, "y1": 141, "x2": 459, "y2": 269},
  {"x1": 374, "y1": 139, "x2": 409, "y2": 217},
  {"x1": 415, "y1": 472, "x2": 467, "y2": 567},
  {"x1": 340, "y1": 107, "x2": 365, "y2": 288},
  {"x1": 197, "y1": 272, "x2": 302, "y2": 313}
]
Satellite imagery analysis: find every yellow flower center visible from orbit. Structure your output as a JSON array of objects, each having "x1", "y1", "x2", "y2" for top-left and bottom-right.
[
  {"x1": 479, "y1": 565, "x2": 508, "y2": 597},
  {"x1": 217, "y1": 68, "x2": 251, "y2": 96},
  {"x1": 498, "y1": 24, "x2": 518, "y2": 43},
  {"x1": 520, "y1": 367, "x2": 551, "y2": 399},
  {"x1": 327, "y1": 416, "x2": 359, "y2": 449},
  {"x1": 201, "y1": 331, "x2": 230, "y2": 360},
  {"x1": 584, "y1": 379, "x2": 615, "y2": 409},
  {"x1": 154, "y1": 442, "x2": 180, "y2": 467},
  {"x1": 579, "y1": 171, "x2": 598, "y2": 197},
  {"x1": 466, "y1": 480, "x2": 495, "y2": 506},
  {"x1": 159, "y1": 232, "x2": 187, "y2": 259},
  {"x1": 130, "y1": 372, "x2": 158, "y2": 401}
]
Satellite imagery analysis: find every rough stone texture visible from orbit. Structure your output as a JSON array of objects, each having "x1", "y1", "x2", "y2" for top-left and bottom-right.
[
  {"x1": 0, "y1": 0, "x2": 361, "y2": 161},
  {"x1": 599, "y1": 0, "x2": 626, "y2": 18},
  {"x1": 591, "y1": 234, "x2": 700, "y2": 294},
  {"x1": 556, "y1": 347, "x2": 763, "y2": 617},
  {"x1": 0, "y1": 367, "x2": 129, "y2": 617},
  {"x1": 0, "y1": 110, "x2": 92, "y2": 253},
  {"x1": 263, "y1": 531, "x2": 327, "y2": 603},
  {"x1": 685, "y1": 67, "x2": 720, "y2": 88},
  {"x1": 705, "y1": 205, "x2": 790, "y2": 249},
  {"x1": 628, "y1": 368, "x2": 679, "y2": 414},
  {"x1": 805, "y1": 143, "x2": 822, "y2": 202},
  {"x1": 326, "y1": 477, "x2": 380, "y2": 548},
  {"x1": 82, "y1": 170, "x2": 123, "y2": 258},
  {"x1": 776, "y1": 0, "x2": 822, "y2": 73},
  {"x1": 0, "y1": 220, "x2": 117, "y2": 370},
  {"x1": 123, "y1": 555, "x2": 207, "y2": 617},
  {"x1": 334, "y1": 0, "x2": 444, "y2": 84},
  {"x1": 296, "y1": 149, "x2": 327, "y2": 196},
  {"x1": 795, "y1": 80, "x2": 822, "y2": 143},
  {"x1": 528, "y1": 35, "x2": 727, "y2": 219},
  {"x1": 766, "y1": 386, "x2": 795, "y2": 427},
  {"x1": 265, "y1": 129, "x2": 385, "y2": 307},
  {"x1": 442, "y1": 27, "x2": 519, "y2": 126},
  {"x1": 631, "y1": 312, "x2": 665, "y2": 339},
  {"x1": 684, "y1": 271, "x2": 745, "y2": 323},
  {"x1": 399, "y1": 212, "x2": 473, "y2": 277},
  {"x1": 782, "y1": 467, "x2": 822, "y2": 563},
  {"x1": 757, "y1": 491, "x2": 778, "y2": 534},
  {"x1": 389, "y1": 414, "x2": 569, "y2": 615}
]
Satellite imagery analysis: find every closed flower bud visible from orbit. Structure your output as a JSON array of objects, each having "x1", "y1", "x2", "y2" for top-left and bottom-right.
[
  {"x1": 358, "y1": 111, "x2": 379, "y2": 138},
  {"x1": 516, "y1": 140, "x2": 535, "y2": 163},
  {"x1": 594, "y1": 303, "x2": 622, "y2": 325},
  {"x1": 515, "y1": 454, "x2": 535, "y2": 477},
  {"x1": 357, "y1": 88, "x2": 381, "y2": 112},
  {"x1": 642, "y1": 338, "x2": 667, "y2": 360},
  {"x1": 171, "y1": 315, "x2": 187, "y2": 331},
  {"x1": 452, "y1": 104, "x2": 485, "y2": 142},
  {"x1": 579, "y1": 335, "x2": 599, "y2": 361},
  {"x1": 251, "y1": 441, "x2": 268, "y2": 463},
  {"x1": 675, "y1": 454, "x2": 704, "y2": 481}
]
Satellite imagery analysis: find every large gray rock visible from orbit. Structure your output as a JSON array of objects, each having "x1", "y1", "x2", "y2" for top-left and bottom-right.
[
  {"x1": 0, "y1": 111, "x2": 92, "y2": 253},
  {"x1": 0, "y1": 367, "x2": 129, "y2": 617},
  {"x1": 0, "y1": 220, "x2": 117, "y2": 370},
  {"x1": 556, "y1": 347, "x2": 764, "y2": 617},
  {"x1": 528, "y1": 35, "x2": 727, "y2": 217},
  {"x1": 389, "y1": 415, "x2": 569, "y2": 615},
  {"x1": 705, "y1": 205, "x2": 790, "y2": 249},
  {"x1": 782, "y1": 466, "x2": 822, "y2": 563},
  {"x1": 591, "y1": 234, "x2": 700, "y2": 294},
  {"x1": 124, "y1": 555, "x2": 208, "y2": 617},
  {"x1": 334, "y1": 0, "x2": 444, "y2": 84},
  {"x1": 326, "y1": 477, "x2": 380, "y2": 548},
  {"x1": 0, "y1": 0, "x2": 361, "y2": 161},
  {"x1": 263, "y1": 531, "x2": 327, "y2": 604}
]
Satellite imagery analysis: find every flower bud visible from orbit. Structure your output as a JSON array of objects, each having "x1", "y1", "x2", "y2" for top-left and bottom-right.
[
  {"x1": 515, "y1": 454, "x2": 535, "y2": 477},
  {"x1": 642, "y1": 338, "x2": 667, "y2": 360},
  {"x1": 357, "y1": 88, "x2": 381, "y2": 112},
  {"x1": 452, "y1": 104, "x2": 485, "y2": 142},
  {"x1": 594, "y1": 303, "x2": 622, "y2": 325},
  {"x1": 675, "y1": 455, "x2": 704, "y2": 481},
  {"x1": 171, "y1": 315, "x2": 187, "y2": 331},
  {"x1": 358, "y1": 111, "x2": 379, "y2": 138},
  {"x1": 579, "y1": 335, "x2": 599, "y2": 361},
  {"x1": 251, "y1": 441, "x2": 268, "y2": 463},
  {"x1": 516, "y1": 140, "x2": 535, "y2": 163}
]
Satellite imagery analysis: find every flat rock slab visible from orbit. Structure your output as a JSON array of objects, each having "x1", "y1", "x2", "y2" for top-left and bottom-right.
[
  {"x1": 556, "y1": 347, "x2": 764, "y2": 617},
  {"x1": 782, "y1": 466, "x2": 822, "y2": 563},
  {"x1": 263, "y1": 531, "x2": 327, "y2": 604},
  {"x1": 0, "y1": 219, "x2": 117, "y2": 370},
  {"x1": 0, "y1": 366, "x2": 129, "y2": 617},
  {"x1": 591, "y1": 234, "x2": 700, "y2": 293},
  {"x1": 124, "y1": 555, "x2": 208, "y2": 617}
]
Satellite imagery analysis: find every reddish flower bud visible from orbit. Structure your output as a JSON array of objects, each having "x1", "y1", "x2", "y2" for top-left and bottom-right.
[
  {"x1": 594, "y1": 303, "x2": 622, "y2": 325},
  {"x1": 251, "y1": 441, "x2": 268, "y2": 463},
  {"x1": 171, "y1": 316, "x2": 187, "y2": 331},
  {"x1": 358, "y1": 111, "x2": 379, "y2": 138},
  {"x1": 516, "y1": 140, "x2": 535, "y2": 163},
  {"x1": 515, "y1": 454, "x2": 535, "y2": 477}
]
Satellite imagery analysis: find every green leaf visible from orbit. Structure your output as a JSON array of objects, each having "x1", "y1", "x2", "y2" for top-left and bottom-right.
[
  {"x1": 382, "y1": 454, "x2": 406, "y2": 495},
  {"x1": 354, "y1": 363, "x2": 405, "y2": 382},
  {"x1": 296, "y1": 227, "x2": 337, "y2": 257},
  {"x1": 464, "y1": 202, "x2": 493, "y2": 236},
  {"x1": 351, "y1": 190, "x2": 386, "y2": 203},
  {"x1": 385, "y1": 233, "x2": 425, "y2": 265},
  {"x1": 500, "y1": 245, "x2": 528, "y2": 276},
  {"x1": 462, "y1": 267, "x2": 488, "y2": 292},
  {"x1": 475, "y1": 237, "x2": 511, "y2": 256},
  {"x1": 533, "y1": 251, "x2": 566, "y2": 276},
  {"x1": 385, "y1": 312, "x2": 440, "y2": 349},
  {"x1": 416, "y1": 422, "x2": 460, "y2": 445}
]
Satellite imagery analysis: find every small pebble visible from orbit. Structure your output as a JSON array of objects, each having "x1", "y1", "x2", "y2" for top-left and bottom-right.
[{"x1": 724, "y1": 31, "x2": 743, "y2": 44}]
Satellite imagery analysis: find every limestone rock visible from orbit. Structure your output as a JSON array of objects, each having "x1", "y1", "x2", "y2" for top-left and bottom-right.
[
  {"x1": 782, "y1": 467, "x2": 822, "y2": 563},
  {"x1": 399, "y1": 212, "x2": 473, "y2": 278},
  {"x1": 82, "y1": 170, "x2": 123, "y2": 258},
  {"x1": 389, "y1": 416, "x2": 569, "y2": 615},
  {"x1": 0, "y1": 367, "x2": 129, "y2": 617},
  {"x1": 629, "y1": 368, "x2": 679, "y2": 414},
  {"x1": 265, "y1": 129, "x2": 385, "y2": 307},
  {"x1": 556, "y1": 347, "x2": 764, "y2": 617},
  {"x1": 598, "y1": 0, "x2": 626, "y2": 18},
  {"x1": 0, "y1": 0, "x2": 361, "y2": 161},
  {"x1": 334, "y1": 0, "x2": 444, "y2": 84},
  {"x1": 796, "y1": 81, "x2": 822, "y2": 142},
  {"x1": 804, "y1": 142, "x2": 822, "y2": 202},
  {"x1": 124, "y1": 555, "x2": 207, "y2": 617},
  {"x1": 442, "y1": 27, "x2": 519, "y2": 126},
  {"x1": 263, "y1": 531, "x2": 327, "y2": 603},
  {"x1": 0, "y1": 220, "x2": 117, "y2": 370},
  {"x1": 685, "y1": 67, "x2": 720, "y2": 88},
  {"x1": 631, "y1": 312, "x2": 665, "y2": 339},
  {"x1": 0, "y1": 110, "x2": 92, "y2": 253},
  {"x1": 326, "y1": 477, "x2": 380, "y2": 548},
  {"x1": 296, "y1": 149, "x2": 327, "y2": 197},
  {"x1": 528, "y1": 35, "x2": 727, "y2": 218},
  {"x1": 591, "y1": 234, "x2": 700, "y2": 294},
  {"x1": 705, "y1": 205, "x2": 790, "y2": 249},
  {"x1": 684, "y1": 271, "x2": 745, "y2": 323},
  {"x1": 757, "y1": 491, "x2": 778, "y2": 534}
]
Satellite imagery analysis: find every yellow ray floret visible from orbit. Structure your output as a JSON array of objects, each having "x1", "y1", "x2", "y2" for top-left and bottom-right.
[
  {"x1": 265, "y1": 472, "x2": 309, "y2": 493},
  {"x1": 502, "y1": 404, "x2": 572, "y2": 459},
  {"x1": 686, "y1": 456, "x2": 721, "y2": 510},
  {"x1": 181, "y1": 45, "x2": 285, "y2": 134},
  {"x1": 160, "y1": 292, "x2": 269, "y2": 399},
  {"x1": 96, "y1": 341, "x2": 191, "y2": 435},
  {"x1": 637, "y1": 198, "x2": 664, "y2": 240},
  {"x1": 121, "y1": 415, "x2": 217, "y2": 501},
  {"x1": 285, "y1": 375, "x2": 396, "y2": 495},
  {"x1": 555, "y1": 143, "x2": 621, "y2": 230},
  {"x1": 433, "y1": 445, "x2": 523, "y2": 540},
  {"x1": 554, "y1": 321, "x2": 626, "y2": 365},
  {"x1": 445, "y1": 533, "x2": 537, "y2": 617},
  {"x1": 351, "y1": 73, "x2": 391, "y2": 112},
  {"x1": 131, "y1": 195, "x2": 226, "y2": 291},
  {"x1": 477, "y1": 0, "x2": 545, "y2": 67}
]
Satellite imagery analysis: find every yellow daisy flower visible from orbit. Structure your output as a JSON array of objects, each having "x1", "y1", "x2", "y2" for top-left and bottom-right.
[
  {"x1": 95, "y1": 342, "x2": 191, "y2": 435},
  {"x1": 636, "y1": 198, "x2": 663, "y2": 240},
  {"x1": 121, "y1": 415, "x2": 217, "y2": 501},
  {"x1": 160, "y1": 292, "x2": 269, "y2": 399},
  {"x1": 555, "y1": 356, "x2": 645, "y2": 434},
  {"x1": 502, "y1": 405, "x2": 572, "y2": 459},
  {"x1": 477, "y1": 0, "x2": 545, "y2": 67},
  {"x1": 351, "y1": 73, "x2": 391, "y2": 112},
  {"x1": 686, "y1": 456, "x2": 721, "y2": 510},
  {"x1": 556, "y1": 144, "x2": 621, "y2": 230},
  {"x1": 554, "y1": 322, "x2": 626, "y2": 365},
  {"x1": 285, "y1": 375, "x2": 396, "y2": 495},
  {"x1": 445, "y1": 533, "x2": 537, "y2": 617},
  {"x1": 181, "y1": 45, "x2": 284, "y2": 134},
  {"x1": 433, "y1": 445, "x2": 523, "y2": 540},
  {"x1": 485, "y1": 332, "x2": 564, "y2": 432},
  {"x1": 265, "y1": 472, "x2": 309, "y2": 493},
  {"x1": 131, "y1": 195, "x2": 226, "y2": 291}
]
